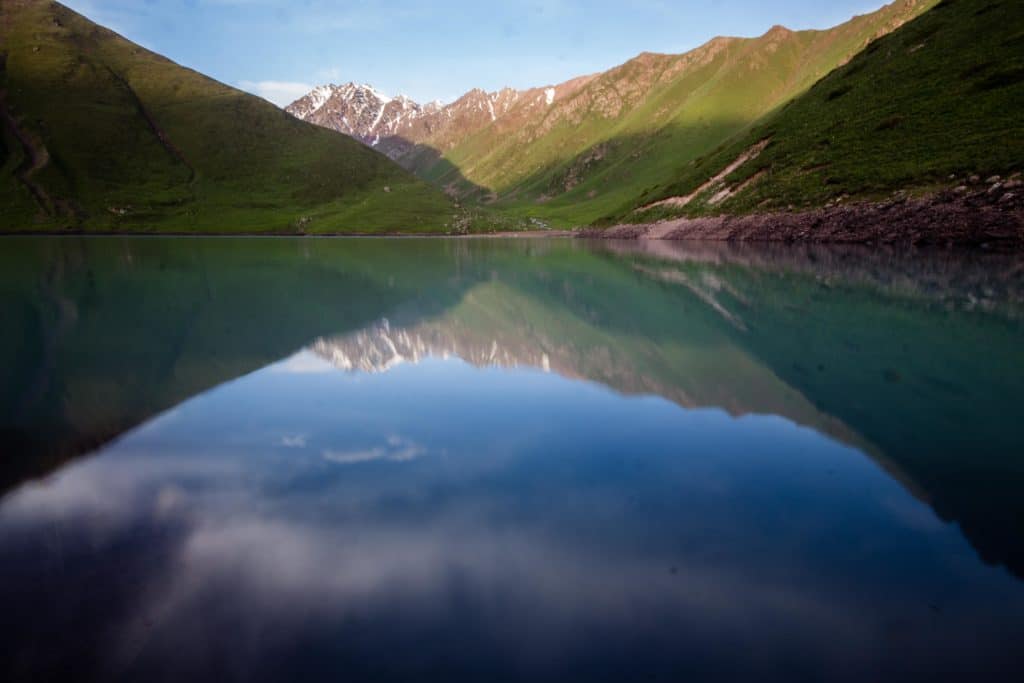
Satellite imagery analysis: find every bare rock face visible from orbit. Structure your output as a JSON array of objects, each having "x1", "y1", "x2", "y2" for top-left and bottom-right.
[
  {"x1": 286, "y1": 83, "x2": 427, "y2": 150},
  {"x1": 285, "y1": 82, "x2": 536, "y2": 163}
]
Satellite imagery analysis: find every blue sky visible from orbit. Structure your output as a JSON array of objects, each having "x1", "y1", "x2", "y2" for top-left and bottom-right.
[{"x1": 62, "y1": 0, "x2": 892, "y2": 106}]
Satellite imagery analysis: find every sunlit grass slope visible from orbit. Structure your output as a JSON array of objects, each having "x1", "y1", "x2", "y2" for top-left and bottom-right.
[
  {"x1": 0, "y1": 0, "x2": 455, "y2": 233},
  {"x1": 619, "y1": 0, "x2": 1024, "y2": 224},
  {"x1": 426, "y1": 0, "x2": 937, "y2": 227}
]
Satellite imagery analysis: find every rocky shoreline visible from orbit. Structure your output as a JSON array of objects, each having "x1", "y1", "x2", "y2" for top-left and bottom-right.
[{"x1": 580, "y1": 178, "x2": 1024, "y2": 247}]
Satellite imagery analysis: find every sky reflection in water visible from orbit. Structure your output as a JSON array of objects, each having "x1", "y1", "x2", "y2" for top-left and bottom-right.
[{"x1": 1, "y1": 237, "x2": 1023, "y2": 682}]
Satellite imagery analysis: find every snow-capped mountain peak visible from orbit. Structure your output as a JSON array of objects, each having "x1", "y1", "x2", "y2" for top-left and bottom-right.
[
  {"x1": 285, "y1": 82, "x2": 412, "y2": 144},
  {"x1": 285, "y1": 81, "x2": 526, "y2": 162}
]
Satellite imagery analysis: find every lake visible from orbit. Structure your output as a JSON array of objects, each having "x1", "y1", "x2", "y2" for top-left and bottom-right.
[{"x1": 1, "y1": 236, "x2": 1023, "y2": 682}]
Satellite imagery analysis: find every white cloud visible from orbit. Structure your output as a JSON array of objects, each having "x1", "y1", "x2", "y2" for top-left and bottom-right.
[
  {"x1": 322, "y1": 448, "x2": 388, "y2": 465},
  {"x1": 322, "y1": 435, "x2": 426, "y2": 465},
  {"x1": 279, "y1": 435, "x2": 307, "y2": 448},
  {"x1": 238, "y1": 80, "x2": 313, "y2": 108}
]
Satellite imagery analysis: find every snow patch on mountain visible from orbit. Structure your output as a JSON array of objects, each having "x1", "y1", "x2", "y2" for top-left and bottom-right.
[
  {"x1": 288, "y1": 84, "x2": 334, "y2": 119},
  {"x1": 286, "y1": 81, "x2": 527, "y2": 159}
]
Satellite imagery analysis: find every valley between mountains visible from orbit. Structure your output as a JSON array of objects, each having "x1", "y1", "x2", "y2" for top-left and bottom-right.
[
  {"x1": 1, "y1": 0, "x2": 1022, "y2": 239},
  {"x1": 287, "y1": 0, "x2": 938, "y2": 226}
]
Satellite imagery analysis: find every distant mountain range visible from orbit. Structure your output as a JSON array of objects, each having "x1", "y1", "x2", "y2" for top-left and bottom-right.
[
  {"x1": 286, "y1": 80, "x2": 592, "y2": 183},
  {"x1": 287, "y1": 0, "x2": 969, "y2": 226},
  {"x1": 1, "y1": 0, "x2": 1020, "y2": 234}
]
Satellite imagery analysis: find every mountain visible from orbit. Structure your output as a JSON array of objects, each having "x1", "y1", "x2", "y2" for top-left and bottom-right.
[
  {"x1": 286, "y1": 83, "x2": 441, "y2": 154},
  {"x1": 0, "y1": 0, "x2": 455, "y2": 233},
  {"x1": 288, "y1": 0, "x2": 938, "y2": 226},
  {"x1": 619, "y1": 0, "x2": 1024, "y2": 224},
  {"x1": 286, "y1": 80, "x2": 595, "y2": 197}
]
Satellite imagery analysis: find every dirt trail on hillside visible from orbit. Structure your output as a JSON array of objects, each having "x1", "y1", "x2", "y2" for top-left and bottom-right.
[
  {"x1": 638, "y1": 139, "x2": 771, "y2": 212},
  {"x1": 0, "y1": 89, "x2": 56, "y2": 213}
]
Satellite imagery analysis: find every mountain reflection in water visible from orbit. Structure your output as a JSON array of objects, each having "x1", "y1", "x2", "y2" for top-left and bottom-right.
[{"x1": 1, "y1": 237, "x2": 1022, "y2": 682}]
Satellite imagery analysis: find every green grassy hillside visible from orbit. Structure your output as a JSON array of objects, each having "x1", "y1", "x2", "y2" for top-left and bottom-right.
[
  {"x1": 618, "y1": 0, "x2": 1024, "y2": 224},
  {"x1": 0, "y1": 0, "x2": 455, "y2": 233},
  {"x1": 416, "y1": 0, "x2": 937, "y2": 226}
]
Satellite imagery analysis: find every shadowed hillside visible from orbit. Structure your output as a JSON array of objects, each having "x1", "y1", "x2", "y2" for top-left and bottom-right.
[{"x1": 0, "y1": 0, "x2": 456, "y2": 233}]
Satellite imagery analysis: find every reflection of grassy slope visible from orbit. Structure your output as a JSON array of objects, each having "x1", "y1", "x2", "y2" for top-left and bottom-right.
[
  {"x1": 421, "y1": 276, "x2": 857, "y2": 446},
  {"x1": 4, "y1": 236, "x2": 1024, "y2": 580},
  {"x1": 2, "y1": 237, "x2": 858, "y2": 490},
  {"x1": 737, "y1": 276, "x2": 1024, "y2": 576},
  {"x1": 622, "y1": 0, "x2": 1024, "y2": 222},
  {"x1": 0, "y1": 1, "x2": 453, "y2": 233},
  {"x1": 419, "y1": 1, "x2": 935, "y2": 226},
  {"x1": 0, "y1": 238, "x2": 473, "y2": 487},
  {"x1": 623, "y1": 249, "x2": 1024, "y2": 576}
]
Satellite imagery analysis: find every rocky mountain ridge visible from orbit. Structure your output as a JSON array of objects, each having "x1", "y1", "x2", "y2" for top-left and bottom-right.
[
  {"x1": 285, "y1": 0, "x2": 943, "y2": 219},
  {"x1": 286, "y1": 81, "x2": 576, "y2": 166}
]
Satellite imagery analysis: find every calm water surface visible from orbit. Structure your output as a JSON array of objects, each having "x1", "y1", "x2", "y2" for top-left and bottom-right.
[{"x1": 1, "y1": 237, "x2": 1023, "y2": 682}]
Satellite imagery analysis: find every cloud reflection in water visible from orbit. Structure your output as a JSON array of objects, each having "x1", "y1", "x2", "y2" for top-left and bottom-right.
[{"x1": 2, "y1": 355, "x2": 1022, "y2": 681}]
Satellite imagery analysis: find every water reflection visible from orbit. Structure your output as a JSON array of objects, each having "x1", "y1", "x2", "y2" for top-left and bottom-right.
[{"x1": 1, "y1": 237, "x2": 1023, "y2": 681}]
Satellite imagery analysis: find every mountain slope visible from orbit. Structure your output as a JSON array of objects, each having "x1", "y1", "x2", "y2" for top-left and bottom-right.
[
  {"x1": 0, "y1": 0, "x2": 455, "y2": 233},
  {"x1": 289, "y1": 0, "x2": 936, "y2": 227},
  {"x1": 618, "y1": 0, "x2": 1024, "y2": 224}
]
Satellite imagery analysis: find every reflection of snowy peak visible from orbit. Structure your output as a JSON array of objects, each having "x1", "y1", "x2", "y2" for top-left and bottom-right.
[
  {"x1": 304, "y1": 282, "x2": 856, "y2": 454},
  {"x1": 310, "y1": 319, "x2": 551, "y2": 375}
]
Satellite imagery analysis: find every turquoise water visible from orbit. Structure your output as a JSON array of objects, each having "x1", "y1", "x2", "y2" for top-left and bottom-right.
[{"x1": 1, "y1": 237, "x2": 1023, "y2": 681}]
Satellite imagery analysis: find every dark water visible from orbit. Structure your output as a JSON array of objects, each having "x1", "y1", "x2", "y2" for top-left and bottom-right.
[{"x1": 2, "y1": 237, "x2": 1023, "y2": 682}]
